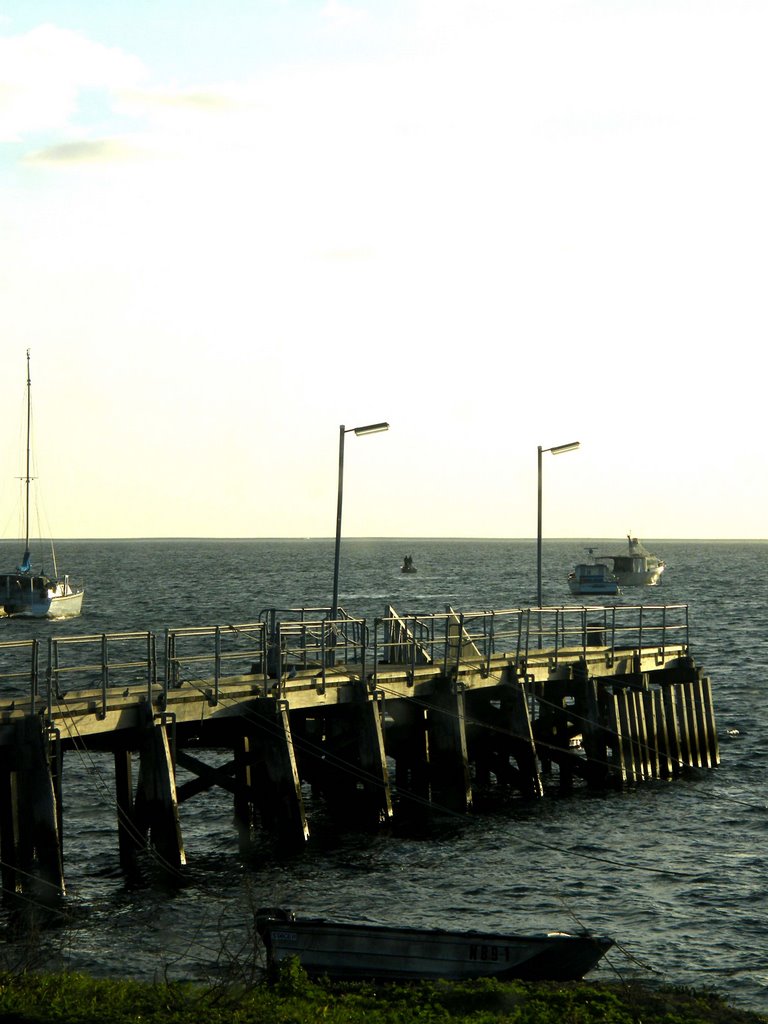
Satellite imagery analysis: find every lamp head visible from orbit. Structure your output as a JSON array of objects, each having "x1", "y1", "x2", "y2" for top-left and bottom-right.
[
  {"x1": 549, "y1": 441, "x2": 580, "y2": 455},
  {"x1": 353, "y1": 422, "x2": 389, "y2": 436}
]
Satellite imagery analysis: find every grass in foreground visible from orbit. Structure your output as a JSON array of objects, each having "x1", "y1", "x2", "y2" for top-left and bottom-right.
[{"x1": 0, "y1": 962, "x2": 764, "y2": 1024}]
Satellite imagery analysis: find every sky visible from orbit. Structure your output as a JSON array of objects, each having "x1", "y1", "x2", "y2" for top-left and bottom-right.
[{"x1": 1, "y1": 1, "x2": 766, "y2": 540}]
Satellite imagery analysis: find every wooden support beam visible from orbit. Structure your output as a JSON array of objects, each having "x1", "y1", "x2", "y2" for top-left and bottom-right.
[
  {"x1": 504, "y1": 678, "x2": 543, "y2": 798},
  {"x1": 662, "y1": 684, "x2": 684, "y2": 773},
  {"x1": 647, "y1": 689, "x2": 662, "y2": 778},
  {"x1": 233, "y1": 735, "x2": 256, "y2": 846},
  {"x1": 606, "y1": 692, "x2": 626, "y2": 784},
  {"x1": 692, "y1": 677, "x2": 712, "y2": 768},
  {"x1": 0, "y1": 763, "x2": 20, "y2": 899},
  {"x1": 462, "y1": 677, "x2": 544, "y2": 799},
  {"x1": 137, "y1": 713, "x2": 186, "y2": 871},
  {"x1": 700, "y1": 677, "x2": 720, "y2": 767},
  {"x1": 578, "y1": 672, "x2": 608, "y2": 789},
  {"x1": 14, "y1": 717, "x2": 65, "y2": 900},
  {"x1": 616, "y1": 690, "x2": 638, "y2": 783},
  {"x1": 48, "y1": 731, "x2": 64, "y2": 856},
  {"x1": 250, "y1": 702, "x2": 309, "y2": 848},
  {"x1": 675, "y1": 684, "x2": 693, "y2": 767},
  {"x1": 114, "y1": 748, "x2": 140, "y2": 870},
  {"x1": 175, "y1": 751, "x2": 237, "y2": 801},
  {"x1": 298, "y1": 697, "x2": 391, "y2": 831},
  {"x1": 631, "y1": 690, "x2": 650, "y2": 781},
  {"x1": 652, "y1": 689, "x2": 674, "y2": 778},
  {"x1": 682, "y1": 681, "x2": 702, "y2": 768},
  {"x1": 385, "y1": 701, "x2": 430, "y2": 805},
  {"x1": 426, "y1": 684, "x2": 472, "y2": 814},
  {"x1": 354, "y1": 695, "x2": 393, "y2": 825}
]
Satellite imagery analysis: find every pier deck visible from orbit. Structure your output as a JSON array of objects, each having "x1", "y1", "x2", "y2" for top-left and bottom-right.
[{"x1": 0, "y1": 602, "x2": 719, "y2": 898}]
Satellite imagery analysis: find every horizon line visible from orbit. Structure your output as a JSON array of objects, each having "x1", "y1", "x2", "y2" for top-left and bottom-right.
[{"x1": 2, "y1": 536, "x2": 766, "y2": 543}]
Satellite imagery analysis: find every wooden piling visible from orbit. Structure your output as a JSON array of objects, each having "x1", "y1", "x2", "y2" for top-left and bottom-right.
[
  {"x1": 114, "y1": 747, "x2": 140, "y2": 869},
  {"x1": 617, "y1": 689, "x2": 640, "y2": 783},
  {"x1": 465, "y1": 681, "x2": 541, "y2": 797},
  {"x1": 385, "y1": 700, "x2": 431, "y2": 806},
  {"x1": 696, "y1": 675, "x2": 716, "y2": 765},
  {"x1": 249, "y1": 701, "x2": 309, "y2": 847},
  {"x1": 354, "y1": 694, "x2": 394, "y2": 825},
  {"x1": 0, "y1": 761, "x2": 19, "y2": 898},
  {"x1": 500, "y1": 677, "x2": 543, "y2": 798},
  {"x1": 682, "y1": 681, "x2": 702, "y2": 767},
  {"x1": 426, "y1": 683, "x2": 472, "y2": 814},
  {"x1": 136, "y1": 712, "x2": 186, "y2": 871},
  {"x1": 233, "y1": 733, "x2": 257, "y2": 846},
  {"x1": 578, "y1": 669, "x2": 609, "y2": 789},
  {"x1": 13, "y1": 716, "x2": 65, "y2": 899},
  {"x1": 662, "y1": 683, "x2": 684, "y2": 772},
  {"x1": 700, "y1": 676, "x2": 720, "y2": 767},
  {"x1": 632, "y1": 689, "x2": 651, "y2": 781}
]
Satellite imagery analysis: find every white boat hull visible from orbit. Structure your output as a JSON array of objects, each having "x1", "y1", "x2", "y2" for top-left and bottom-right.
[
  {"x1": 0, "y1": 575, "x2": 84, "y2": 619},
  {"x1": 257, "y1": 910, "x2": 612, "y2": 983},
  {"x1": 613, "y1": 567, "x2": 664, "y2": 587},
  {"x1": 568, "y1": 580, "x2": 621, "y2": 596},
  {"x1": 567, "y1": 561, "x2": 621, "y2": 596},
  {"x1": 38, "y1": 588, "x2": 85, "y2": 619}
]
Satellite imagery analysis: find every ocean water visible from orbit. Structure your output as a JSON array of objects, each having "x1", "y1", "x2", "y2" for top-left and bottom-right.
[{"x1": 0, "y1": 538, "x2": 766, "y2": 1013}]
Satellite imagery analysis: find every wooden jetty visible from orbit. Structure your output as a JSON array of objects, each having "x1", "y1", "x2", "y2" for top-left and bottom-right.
[{"x1": 0, "y1": 602, "x2": 719, "y2": 899}]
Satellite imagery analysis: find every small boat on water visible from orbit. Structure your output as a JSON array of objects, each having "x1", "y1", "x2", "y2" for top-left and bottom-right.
[
  {"x1": 0, "y1": 569, "x2": 83, "y2": 619},
  {"x1": 598, "y1": 535, "x2": 666, "y2": 587},
  {"x1": 0, "y1": 351, "x2": 84, "y2": 619},
  {"x1": 401, "y1": 554, "x2": 417, "y2": 573},
  {"x1": 568, "y1": 550, "x2": 621, "y2": 596},
  {"x1": 256, "y1": 908, "x2": 613, "y2": 983}
]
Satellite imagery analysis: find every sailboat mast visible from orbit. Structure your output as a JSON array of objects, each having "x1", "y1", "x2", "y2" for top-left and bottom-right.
[{"x1": 23, "y1": 348, "x2": 31, "y2": 562}]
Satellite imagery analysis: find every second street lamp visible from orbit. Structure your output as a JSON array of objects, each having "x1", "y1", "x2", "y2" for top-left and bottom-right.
[
  {"x1": 537, "y1": 441, "x2": 580, "y2": 609},
  {"x1": 331, "y1": 421, "x2": 389, "y2": 622}
]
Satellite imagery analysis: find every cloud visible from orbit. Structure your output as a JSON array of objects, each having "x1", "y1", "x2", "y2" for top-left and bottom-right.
[
  {"x1": 0, "y1": 23, "x2": 146, "y2": 142},
  {"x1": 25, "y1": 138, "x2": 146, "y2": 165},
  {"x1": 117, "y1": 86, "x2": 245, "y2": 114}
]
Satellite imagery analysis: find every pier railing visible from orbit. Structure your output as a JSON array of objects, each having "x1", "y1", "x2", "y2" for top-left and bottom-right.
[
  {"x1": 371, "y1": 603, "x2": 689, "y2": 680},
  {"x1": 0, "y1": 603, "x2": 690, "y2": 711}
]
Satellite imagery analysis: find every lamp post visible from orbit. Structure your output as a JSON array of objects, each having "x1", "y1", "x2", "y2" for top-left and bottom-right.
[
  {"x1": 331, "y1": 421, "x2": 389, "y2": 621},
  {"x1": 537, "y1": 441, "x2": 580, "y2": 609}
]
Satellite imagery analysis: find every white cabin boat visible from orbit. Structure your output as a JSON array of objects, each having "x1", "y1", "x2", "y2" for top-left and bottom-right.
[
  {"x1": 598, "y1": 536, "x2": 666, "y2": 587},
  {"x1": 0, "y1": 572, "x2": 84, "y2": 619},
  {"x1": 1, "y1": 351, "x2": 84, "y2": 619},
  {"x1": 256, "y1": 908, "x2": 613, "y2": 983},
  {"x1": 568, "y1": 551, "x2": 621, "y2": 596}
]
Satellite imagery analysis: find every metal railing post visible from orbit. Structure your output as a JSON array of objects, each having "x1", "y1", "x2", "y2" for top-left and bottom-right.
[
  {"x1": 163, "y1": 628, "x2": 171, "y2": 705},
  {"x1": 638, "y1": 605, "x2": 644, "y2": 651},
  {"x1": 213, "y1": 626, "x2": 221, "y2": 706},
  {"x1": 147, "y1": 632, "x2": 156, "y2": 700},
  {"x1": 372, "y1": 618, "x2": 380, "y2": 687},
  {"x1": 101, "y1": 633, "x2": 109, "y2": 719},
  {"x1": 29, "y1": 637, "x2": 39, "y2": 715}
]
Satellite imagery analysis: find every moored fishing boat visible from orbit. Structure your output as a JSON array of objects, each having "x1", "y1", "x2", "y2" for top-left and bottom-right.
[
  {"x1": 256, "y1": 908, "x2": 613, "y2": 983},
  {"x1": 598, "y1": 535, "x2": 665, "y2": 587},
  {"x1": 568, "y1": 549, "x2": 621, "y2": 596},
  {"x1": 0, "y1": 351, "x2": 84, "y2": 619}
]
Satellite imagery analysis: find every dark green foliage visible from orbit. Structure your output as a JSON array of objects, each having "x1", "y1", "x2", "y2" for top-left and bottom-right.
[{"x1": 0, "y1": 971, "x2": 764, "y2": 1024}]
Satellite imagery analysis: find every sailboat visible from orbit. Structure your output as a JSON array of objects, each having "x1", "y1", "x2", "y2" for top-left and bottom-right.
[{"x1": 0, "y1": 351, "x2": 85, "y2": 619}]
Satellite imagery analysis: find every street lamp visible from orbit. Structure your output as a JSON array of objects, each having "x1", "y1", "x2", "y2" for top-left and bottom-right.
[
  {"x1": 537, "y1": 441, "x2": 580, "y2": 608},
  {"x1": 331, "y1": 421, "x2": 389, "y2": 621}
]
